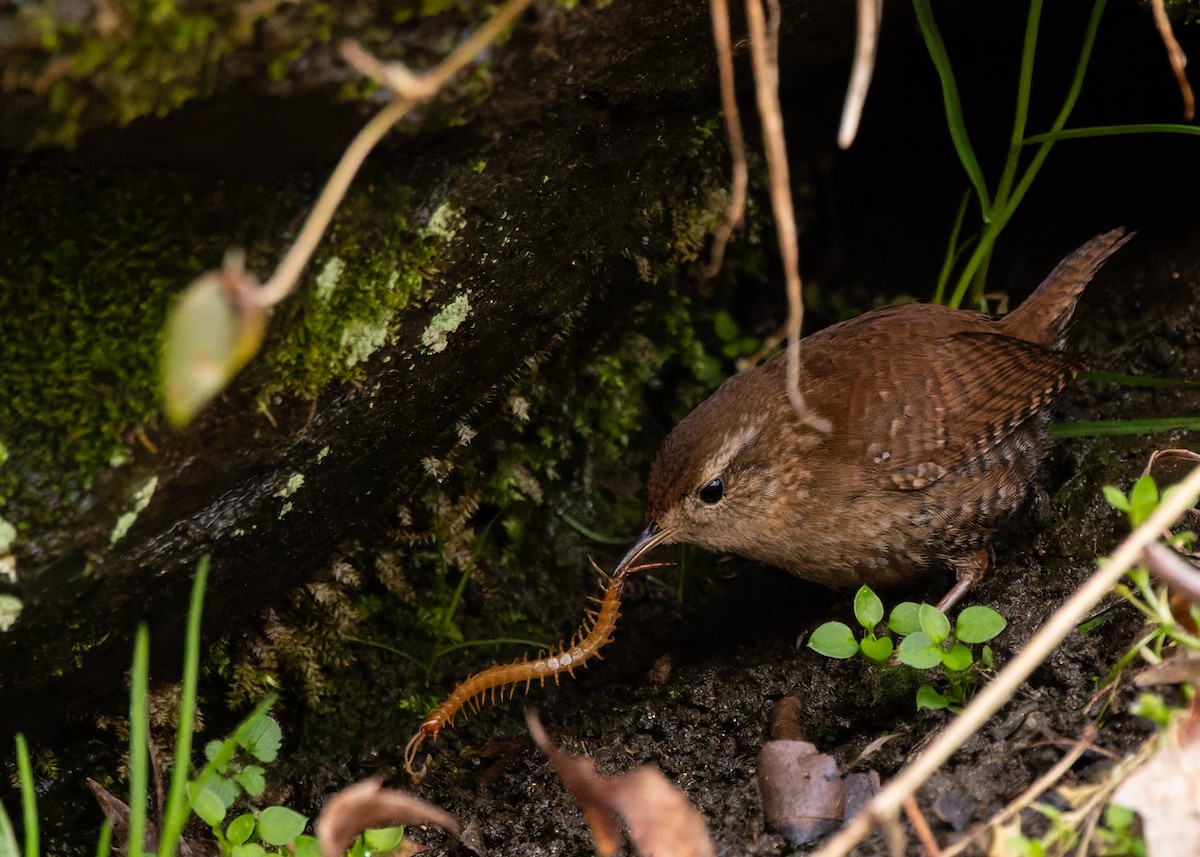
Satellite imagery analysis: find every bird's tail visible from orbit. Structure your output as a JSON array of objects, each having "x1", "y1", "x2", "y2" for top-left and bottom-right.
[{"x1": 999, "y1": 227, "x2": 1134, "y2": 347}]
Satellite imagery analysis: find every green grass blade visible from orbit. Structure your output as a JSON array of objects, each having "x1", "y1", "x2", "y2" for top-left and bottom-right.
[
  {"x1": 971, "y1": 0, "x2": 1043, "y2": 305},
  {"x1": 949, "y1": 0, "x2": 1108, "y2": 307},
  {"x1": 933, "y1": 191, "x2": 975, "y2": 305},
  {"x1": 0, "y1": 740, "x2": 25, "y2": 857},
  {"x1": 14, "y1": 735, "x2": 36, "y2": 857},
  {"x1": 94, "y1": 822, "x2": 113, "y2": 857},
  {"x1": 0, "y1": 793, "x2": 17, "y2": 857},
  {"x1": 998, "y1": 0, "x2": 1107, "y2": 225},
  {"x1": 1050, "y1": 415, "x2": 1200, "y2": 438},
  {"x1": 1081, "y1": 370, "x2": 1200, "y2": 390},
  {"x1": 1025, "y1": 122, "x2": 1200, "y2": 143},
  {"x1": 128, "y1": 625, "x2": 150, "y2": 857},
  {"x1": 158, "y1": 556, "x2": 210, "y2": 857},
  {"x1": 993, "y1": 0, "x2": 1043, "y2": 214},
  {"x1": 913, "y1": 0, "x2": 992, "y2": 216}
]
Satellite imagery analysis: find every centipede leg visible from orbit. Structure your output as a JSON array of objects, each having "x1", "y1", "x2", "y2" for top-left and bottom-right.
[{"x1": 404, "y1": 731, "x2": 429, "y2": 779}]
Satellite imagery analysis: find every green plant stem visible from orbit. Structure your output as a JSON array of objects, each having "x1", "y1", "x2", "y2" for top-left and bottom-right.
[
  {"x1": 932, "y1": 192, "x2": 974, "y2": 305},
  {"x1": 1026, "y1": 122, "x2": 1200, "y2": 142},
  {"x1": 969, "y1": 0, "x2": 1042, "y2": 305},
  {"x1": 128, "y1": 625, "x2": 150, "y2": 857},
  {"x1": 94, "y1": 822, "x2": 113, "y2": 857},
  {"x1": 434, "y1": 636, "x2": 553, "y2": 657},
  {"x1": 912, "y1": 0, "x2": 991, "y2": 217},
  {"x1": 14, "y1": 735, "x2": 36, "y2": 857},
  {"x1": 193, "y1": 696, "x2": 277, "y2": 786},
  {"x1": 1081, "y1": 370, "x2": 1200, "y2": 389},
  {"x1": 558, "y1": 512, "x2": 628, "y2": 545},
  {"x1": 948, "y1": 0, "x2": 1107, "y2": 307},
  {"x1": 158, "y1": 557, "x2": 209, "y2": 857},
  {"x1": 1050, "y1": 415, "x2": 1200, "y2": 438}
]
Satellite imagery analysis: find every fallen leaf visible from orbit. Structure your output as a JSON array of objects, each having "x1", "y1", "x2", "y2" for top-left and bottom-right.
[
  {"x1": 1111, "y1": 698, "x2": 1200, "y2": 857},
  {"x1": 526, "y1": 710, "x2": 715, "y2": 857},
  {"x1": 315, "y1": 777, "x2": 485, "y2": 857},
  {"x1": 756, "y1": 740, "x2": 845, "y2": 845}
]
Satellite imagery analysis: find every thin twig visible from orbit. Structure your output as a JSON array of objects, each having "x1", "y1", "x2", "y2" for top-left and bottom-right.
[
  {"x1": 1151, "y1": 0, "x2": 1194, "y2": 121},
  {"x1": 814, "y1": 463, "x2": 1200, "y2": 857},
  {"x1": 249, "y1": 0, "x2": 536, "y2": 308},
  {"x1": 703, "y1": 0, "x2": 749, "y2": 278},
  {"x1": 744, "y1": 0, "x2": 829, "y2": 433},
  {"x1": 838, "y1": 0, "x2": 884, "y2": 148},
  {"x1": 902, "y1": 795, "x2": 942, "y2": 857}
]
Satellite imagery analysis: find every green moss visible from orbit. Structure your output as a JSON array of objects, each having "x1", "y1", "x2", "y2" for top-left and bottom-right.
[
  {"x1": 256, "y1": 186, "x2": 449, "y2": 400},
  {"x1": 11, "y1": 1, "x2": 520, "y2": 148},
  {"x1": 19, "y1": 1, "x2": 336, "y2": 146},
  {"x1": 0, "y1": 167, "x2": 279, "y2": 532},
  {"x1": 0, "y1": 148, "x2": 469, "y2": 545}
]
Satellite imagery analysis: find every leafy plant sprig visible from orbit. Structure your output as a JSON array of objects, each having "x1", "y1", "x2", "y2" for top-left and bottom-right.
[
  {"x1": 0, "y1": 558, "x2": 406, "y2": 857},
  {"x1": 917, "y1": 0, "x2": 1200, "y2": 310},
  {"x1": 807, "y1": 585, "x2": 1007, "y2": 712}
]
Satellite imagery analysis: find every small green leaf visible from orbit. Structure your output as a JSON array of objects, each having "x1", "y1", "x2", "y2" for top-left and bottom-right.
[
  {"x1": 258, "y1": 806, "x2": 307, "y2": 846},
  {"x1": 188, "y1": 784, "x2": 227, "y2": 829},
  {"x1": 226, "y1": 813, "x2": 257, "y2": 846},
  {"x1": 294, "y1": 835, "x2": 322, "y2": 857},
  {"x1": 853, "y1": 586, "x2": 884, "y2": 630},
  {"x1": 807, "y1": 622, "x2": 860, "y2": 659},
  {"x1": 898, "y1": 632, "x2": 943, "y2": 670},
  {"x1": 1102, "y1": 485, "x2": 1131, "y2": 512},
  {"x1": 204, "y1": 740, "x2": 223, "y2": 763},
  {"x1": 941, "y1": 641, "x2": 973, "y2": 672},
  {"x1": 956, "y1": 605, "x2": 1007, "y2": 643},
  {"x1": 859, "y1": 635, "x2": 894, "y2": 662},
  {"x1": 712, "y1": 311, "x2": 739, "y2": 343},
  {"x1": 231, "y1": 843, "x2": 267, "y2": 857},
  {"x1": 980, "y1": 644, "x2": 995, "y2": 670},
  {"x1": 1129, "y1": 474, "x2": 1159, "y2": 526},
  {"x1": 888, "y1": 602, "x2": 922, "y2": 636},
  {"x1": 1103, "y1": 803, "x2": 1135, "y2": 831},
  {"x1": 213, "y1": 776, "x2": 241, "y2": 808},
  {"x1": 916, "y1": 685, "x2": 952, "y2": 711},
  {"x1": 161, "y1": 271, "x2": 266, "y2": 427},
  {"x1": 241, "y1": 716, "x2": 282, "y2": 763},
  {"x1": 364, "y1": 826, "x2": 406, "y2": 853},
  {"x1": 1131, "y1": 692, "x2": 1173, "y2": 727},
  {"x1": 235, "y1": 765, "x2": 266, "y2": 797},
  {"x1": 918, "y1": 603, "x2": 951, "y2": 643}
]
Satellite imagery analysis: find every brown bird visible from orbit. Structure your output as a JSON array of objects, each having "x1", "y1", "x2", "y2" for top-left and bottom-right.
[{"x1": 619, "y1": 228, "x2": 1132, "y2": 609}]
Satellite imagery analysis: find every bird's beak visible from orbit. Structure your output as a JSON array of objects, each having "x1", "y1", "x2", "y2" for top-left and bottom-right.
[{"x1": 616, "y1": 521, "x2": 673, "y2": 575}]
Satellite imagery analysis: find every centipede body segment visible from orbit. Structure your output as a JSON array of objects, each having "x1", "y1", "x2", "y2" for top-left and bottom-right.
[{"x1": 404, "y1": 560, "x2": 655, "y2": 776}]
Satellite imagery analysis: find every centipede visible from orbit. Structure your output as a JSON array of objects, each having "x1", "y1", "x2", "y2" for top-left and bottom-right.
[{"x1": 403, "y1": 559, "x2": 666, "y2": 776}]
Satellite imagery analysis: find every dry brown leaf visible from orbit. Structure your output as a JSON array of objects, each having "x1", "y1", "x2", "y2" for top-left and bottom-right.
[
  {"x1": 316, "y1": 777, "x2": 485, "y2": 857},
  {"x1": 756, "y1": 740, "x2": 846, "y2": 846},
  {"x1": 526, "y1": 710, "x2": 715, "y2": 857},
  {"x1": 1111, "y1": 700, "x2": 1200, "y2": 857},
  {"x1": 607, "y1": 766, "x2": 715, "y2": 857}
]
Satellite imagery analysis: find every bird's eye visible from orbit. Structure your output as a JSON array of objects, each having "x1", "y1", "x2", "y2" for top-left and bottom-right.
[{"x1": 698, "y1": 478, "x2": 724, "y2": 505}]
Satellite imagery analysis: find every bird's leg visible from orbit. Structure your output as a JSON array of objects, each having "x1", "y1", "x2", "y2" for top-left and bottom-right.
[{"x1": 936, "y1": 548, "x2": 991, "y2": 613}]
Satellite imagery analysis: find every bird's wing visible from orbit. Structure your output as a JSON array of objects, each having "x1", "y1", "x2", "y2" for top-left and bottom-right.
[{"x1": 844, "y1": 330, "x2": 1082, "y2": 489}]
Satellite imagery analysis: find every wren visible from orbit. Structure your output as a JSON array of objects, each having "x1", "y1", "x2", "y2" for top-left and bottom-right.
[{"x1": 619, "y1": 228, "x2": 1132, "y2": 609}]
